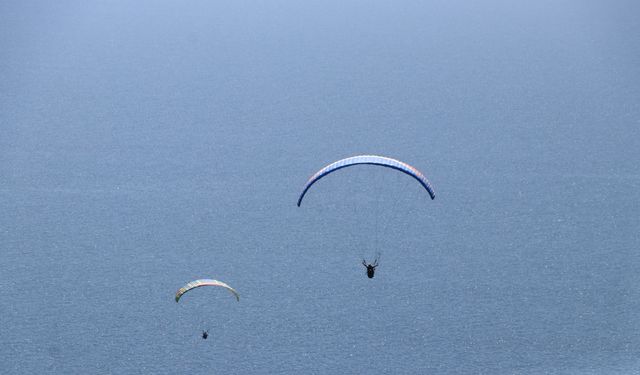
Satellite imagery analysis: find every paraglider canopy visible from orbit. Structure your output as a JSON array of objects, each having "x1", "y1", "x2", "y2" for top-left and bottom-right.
[
  {"x1": 175, "y1": 279, "x2": 240, "y2": 303},
  {"x1": 297, "y1": 155, "x2": 435, "y2": 206}
]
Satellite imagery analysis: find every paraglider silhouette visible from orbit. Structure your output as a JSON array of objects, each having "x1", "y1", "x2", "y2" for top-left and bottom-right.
[
  {"x1": 175, "y1": 279, "x2": 239, "y2": 339},
  {"x1": 362, "y1": 254, "x2": 380, "y2": 278},
  {"x1": 297, "y1": 155, "x2": 435, "y2": 278}
]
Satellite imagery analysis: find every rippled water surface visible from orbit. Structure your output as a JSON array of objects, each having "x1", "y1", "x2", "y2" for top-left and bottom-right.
[{"x1": 1, "y1": 1, "x2": 640, "y2": 373}]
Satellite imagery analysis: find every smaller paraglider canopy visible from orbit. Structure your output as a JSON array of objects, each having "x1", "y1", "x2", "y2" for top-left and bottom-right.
[{"x1": 175, "y1": 279, "x2": 240, "y2": 303}]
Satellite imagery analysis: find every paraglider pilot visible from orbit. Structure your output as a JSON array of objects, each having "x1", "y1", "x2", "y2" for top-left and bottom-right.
[
  {"x1": 202, "y1": 330, "x2": 209, "y2": 339},
  {"x1": 362, "y1": 256, "x2": 379, "y2": 278}
]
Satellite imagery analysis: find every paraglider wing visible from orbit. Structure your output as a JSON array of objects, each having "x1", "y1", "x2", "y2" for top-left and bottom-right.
[
  {"x1": 175, "y1": 279, "x2": 240, "y2": 303},
  {"x1": 297, "y1": 155, "x2": 435, "y2": 206}
]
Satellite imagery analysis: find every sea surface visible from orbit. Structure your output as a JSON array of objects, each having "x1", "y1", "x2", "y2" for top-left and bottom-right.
[{"x1": 1, "y1": 1, "x2": 640, "y2": 374}]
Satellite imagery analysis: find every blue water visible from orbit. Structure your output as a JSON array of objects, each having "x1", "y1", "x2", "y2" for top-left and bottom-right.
[{"x1": 2, "y1": 1, "x2": 640, "y2": 373}]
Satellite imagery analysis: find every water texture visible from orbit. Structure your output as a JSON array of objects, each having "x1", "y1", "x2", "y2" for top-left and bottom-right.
[{"x1": 1, "y1": 1, "x2": 639, "y2": 373}]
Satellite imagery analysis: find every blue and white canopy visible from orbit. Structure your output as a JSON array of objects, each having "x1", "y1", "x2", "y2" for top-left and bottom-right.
[{"x1": 297, "y1": 155, "x2": 435, "y2": 206}]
